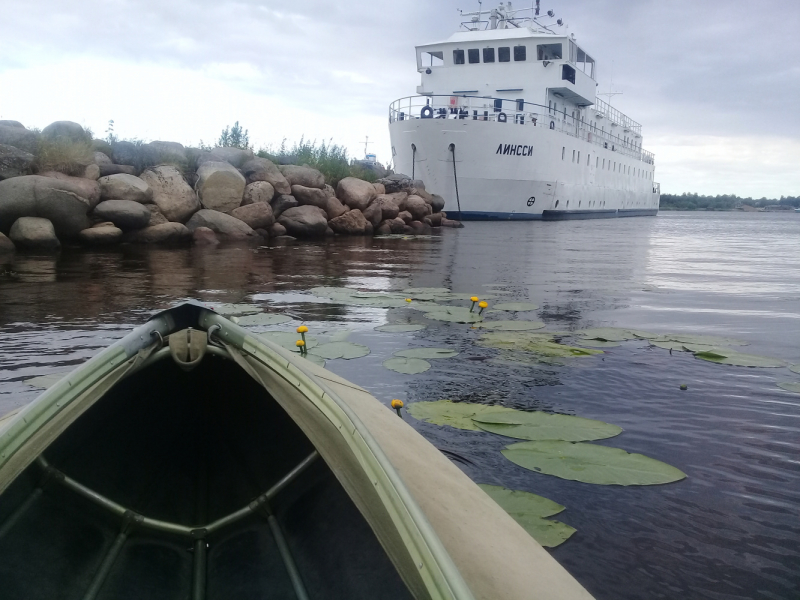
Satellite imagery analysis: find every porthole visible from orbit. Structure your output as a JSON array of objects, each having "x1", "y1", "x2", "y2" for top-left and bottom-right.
[{"x1": 555, "y1": 200, "x2": 560, "y2": 208}]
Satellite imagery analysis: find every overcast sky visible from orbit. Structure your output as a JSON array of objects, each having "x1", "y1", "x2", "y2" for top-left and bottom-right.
[{"x1": 1, "y1": 0, "x2": 798, "y2": 197}]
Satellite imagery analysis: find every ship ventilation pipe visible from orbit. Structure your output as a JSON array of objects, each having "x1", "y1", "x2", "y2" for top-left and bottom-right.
[
  {"x1": 411, "y1": 144, "x2": 416, "y2": 180},
  {"x1": 448, "y1": 143, "x2": 463, "y2": 217}
]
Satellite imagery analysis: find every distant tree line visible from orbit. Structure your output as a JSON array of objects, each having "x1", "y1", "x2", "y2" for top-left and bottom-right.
[{"x1": 660, "y1": 193, "x2": 800, "y2": 211}]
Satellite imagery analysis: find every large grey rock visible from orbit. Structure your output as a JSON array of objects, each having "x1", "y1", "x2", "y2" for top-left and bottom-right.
[
  {"x1": 373, "y1": 182, "x2": 386, "y2": 195},
  {"x1": 98, "y1": 174, "x2": 152, "y2": 203},
  {"x1": 362, "y1": 201, "x2": 382, "y2": 228},
  {"x1": 147, "y1": 141, "x2": 186, "y2": 162},
  {"x1": 0, "y1": 125, "x2": 37, "y2": 154},
  {"x1": 374, "y1": 195, "x2": 400, "y2": 220},
  {"x1": 270, "y1": 195, "x2": 298, "y2": 219},
  {"x1": 78, "y1": 226, "x2": 123, "y2": 245},
  {"x1": 242, "y1": 181, "x2": 275, "y2": 205},
  {"x1": 42, "y1": 121, "x2": 88, "y2": 142},
  {"x1": 268, "y1": 223, "x2": 287, "y2": 237},
  {"x1": 398, "y1": 210, "x2": 413, "y2": 224},
  {"x1": 192, "y1": 227, "x2": 219, "y2": 245},
  {"x1": 93, "y1": 152, "x2": 113, "y2": 166},
  {"x1": 0, "y1": 144, "x2": 34, "y2": 179},
  {"x1": 279, "y1": 165, "x2": 325, "y2": 189},
  {"x1": 430, "y1": 194, "x2": 446, "y2": 213},
  {"x1": 291, "y1": 184, "x2": 327, "y2": 209},
  {"x1": 0, "y1": 175, "x2": 91, "y2": 237},
  {"x1": 195, "y1": 161, "x2": 246, "y2": 213},
  {"x1": 185, "y1": 209, "x2": 254, "y2": 239},
  {"x1": 230, "y1": 202, "x2": 274, "y2": 230},
  {"x1": 9, "y1": 217, "x2": 60, "y2": 250},
  {"x1": 324, "y1": 196, "x2": 348, "y2": 220},
  {"x1": 139, "y1": 166, "x2": 200, "y2": 223},
  {"x1": 388, "y1": 217, "x2": 406, "y2": 233},
  {"x1": 109, "y1": 141, "x2": 139, "y2": 167},
  {"x1": 337, "y1": 177, "x2": 376, "y2": 211},
  {"x1": 39, "y1": 172, "x2": 101, "y2": 209},
  {"x1": 123, "y1": 222, "x2": 192, "y2": 244},
  {"x1": 241, "y1": 158, "x2": 291, "y2": 194},
  {"x1": 83, "y1": 164, "x2": 100, "y2": 180},
  {"x1": 146, "y1": 204, "x2": 169, "y2": 226},
  {"x1": 0, "y1": 232, "x2": 15, "y2": 252},
  {"x1": 328, "y1": 208, "x2": 369, "y2": 235},
  {"x1": 428, "y1": 212, "x2": 444, "y2": 227},
  {"x1": 375, "y1": 221, "x2": 392, "y2": 235},
  {"x1": 409, "y1": 186, "x2": 433, "y2": 203},
  {"x1": 206, "y1": 146, "x2": 254, "y2": 168},
  {"x1": 98, "y1": 164, "x2": 137, "y2": 177},
  {"x1": 278, "y1": 205, "x2": 328, "y2": 238},
  {"x1": 93, "y1": 200, "x2": 151, "y2": 231},
  {"x1": 402, "y1": 195, "x2": 428, "y2": 221},
  {"x1": 0, "y1": 121, "x2": 25, "y2": 129},
  {"x1": 323, "y1": 184, "x2": 336, "y2": 198}
]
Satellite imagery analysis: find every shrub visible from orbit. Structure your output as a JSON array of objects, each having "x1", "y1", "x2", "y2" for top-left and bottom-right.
[
  {"x1": 33, "y1": 136, "x2": 94, "y2": 176},
  {"x1": 218, "y1": 122, "x2": 250, "y2": 150}
]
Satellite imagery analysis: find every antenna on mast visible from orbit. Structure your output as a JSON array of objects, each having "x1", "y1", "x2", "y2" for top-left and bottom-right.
[
  {"x1": 535, "y1": 0, "x2": 540, "y2": 16},
  {"x1": 362, "y1": 136, "x2": 372, "y2": 159}
]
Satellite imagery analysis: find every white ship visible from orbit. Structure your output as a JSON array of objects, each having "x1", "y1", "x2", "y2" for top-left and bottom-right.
[{"x1": 388, "y1": 2, "x2": 660, "y2": 220}]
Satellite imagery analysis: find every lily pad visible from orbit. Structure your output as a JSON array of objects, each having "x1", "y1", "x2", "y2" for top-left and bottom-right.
[
  {"x1": 403, "y1": 287, "x2": 450, "y2": 294},
  {"x1": 479, "y1": 332, "x2": 603, "y2": 358},
  {"x1": 650, "y1": 340, "x2": 716, "y2": 352},
  {"x1": 502, "y1": 440, "x2": 687, "y2": 486},
  {"x1": 423, "y1": 306, "x2": 483, "y2": 324},
  {"x1": 433, "y1": 292, "x2": 499, "y2": 302},
  {"x1": 207, "y1": 303, "x2": 262, "y2": 316},
  {"x1": 374, "y1": 323, "x2": 427, "y2": 333},
  {"x1": 474, "y1": 412, "x2": 623, "y2": 442},
  {"x1": 576, "y1": 339, "x2": 621, "y2": 348},
  {"x1": 492, "y1": 302, "x2": 540, "y2": 312},
  {"x1": 382, "y1": 357, "x2": 431, "y2": 374},
  {"x1": 309, "y1": 341, "x2": 370, "y2": 360},
  {"x1": 407, "y1": 400, "x2": 517, "y2": 430},
  {"x1": 258, "y1": 331, "x2": 319, "y2": 351},
  {"x1": 24, "y1": 372, "x2": 69, "y2": 389},
  {"x1": 237, "y1": 313, "x2": 293, "y2": 326},
  {"x1": 478, "y1": 484, "x2": 575, "y2": 548},
  {"x1": 394, "y1": 348, "x2": 459, "y2": 359},
  {"x1": 789, "y1": 365, "x2": 800, "y2": 375},
  {"x1": 777, "y1": 382, "x2": 800, "y2": 394},
  {"x1": 475, "y1": 321, "x2": 546, "y2": 331},
  {"x1": 301, "y1": 353, "x2": 326, "y2": 367},
  {"x1": 578, "y1": 327, "x2": 646, "y2": 342},
  {"x1": 644, "y1": 333, "x2": 747, "y2": 347},
  {"x1": 693, "y1": 350, "x2": 786, "y2": 368}
]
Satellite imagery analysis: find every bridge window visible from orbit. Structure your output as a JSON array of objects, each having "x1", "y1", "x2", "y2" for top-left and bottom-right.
[
  {"x1": 498, "y1": 47, "x2": 510, "y2": 62},
  {"x1": 453, "y1": 49, "x2": 465, "y2": 64},
  {"x1": 514, "y1": 45, "x2": 527, "y2": 61},
  {"x1": 537, "y1": 43, "x2": 562, "y2": 60},
  {"x1": 562, "y1": 64, "x2": 576, "y2": 84},
  {"x1": 468, "y1": 49, "x2": 480, "y2": 64},
  {"x1": 493, "y1": 98, "x2": 503, "y2": 112},
  {"x1": 425, "y1": 51, "x2": 444, "y2": 67},
  {"x1": 483, "y1": 47, "x2": 495, "y2": 63},
  {"x1": 516, "y1": 98, "x2": 524, "y2": 111}
]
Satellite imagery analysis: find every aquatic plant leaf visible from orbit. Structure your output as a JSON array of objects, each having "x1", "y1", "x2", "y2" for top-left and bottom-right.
[
  {"x1": 403, "y1": 287, "x2": 450, "y2": 294},
  {"x1": 777, "y1": 382, "x2": 800, "y2": 394},
  {"x1": 394, "y1": 348, "x2": 459, "y2": 359},
  {"x1": 492, "y1": 302, "x2": 540, "y2": 312},
  {"x1": 474, "y1": 412, "x2": 622, "y2": 442},
  {"x1": 309, "y1": 342, "x2": 370, "y2": 360},
  {"x1": 207, "y1": 303, "x2": 262, "y2": 316},
  {"x1": 478, "y1": 332, "x2": 603, "y2": 358},
  {"x1": 423, "y1": 306, "x2": 483, "y2": 323},
  {"x1": 478, "y1": 484, "x2": 575, "y2": 548},
  {"x1": 237, "y1": 313, "x2": 293, "y2": 326},
  {"x1": 693, "y1": 350, "x2": 785, "y2": 368},
  {"x1": 302, "y1": 353, "x2": 326, "y2": 367},
  {"x1": 650, "y1": 340, "x2": 712, "y2": 352},
  {"x1": 789, "y1": 365, "x2": 800, "y2": 375},
  {"x1": 502, "y1": 441, "x2": 687, "y2": 486},
  {"x1": 257, "y1": 331, "x2": 319, "y2": 350},
  {"x1": 578, "y1": 328, "x2": 644, "y2": 342},
  {"x1": 24, "y1": 372, "x2": 69, "y2": 389},
  {"x1": 576, "y1": 339, "x2": 621, "y2": 348},
  {"x1": 433, "y1": 292, "x2": 499, "y2": 302},
  {"x1": 407, "y1": 400, "x2": 517, "y2": 430},
  {"x1": 328, "y1": 330, "x2": 352, "y2": 342},
  {"x1": 382, "y1": 357, "x2": 431, "y2": 374},
  {"x1": 475, "y1": 321, "x2": 546, "y2": 331},
  {"x1": 374, "y1": 324, "x2": 427, "y2": 333}
]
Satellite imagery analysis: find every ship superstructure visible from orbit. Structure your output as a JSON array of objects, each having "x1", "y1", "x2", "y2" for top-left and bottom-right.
[{"x1": 388, "y1": 2, "x2": 660, "y2": 220}]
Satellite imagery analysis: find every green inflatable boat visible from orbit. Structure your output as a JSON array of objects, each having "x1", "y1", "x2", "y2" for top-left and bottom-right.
[{"x1": 0, "y1": 303, "x2": 593, "y2": 600}]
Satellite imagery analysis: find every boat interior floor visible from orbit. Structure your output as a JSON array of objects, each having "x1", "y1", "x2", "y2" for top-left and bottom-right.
[{"x1": 0, "y1": 355, "x2": 413, "y2": 600}]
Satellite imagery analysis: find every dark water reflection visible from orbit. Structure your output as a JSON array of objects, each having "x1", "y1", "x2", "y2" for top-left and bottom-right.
[{"x1": 1, "y1": 212, "x2": 799, "y2": 599}]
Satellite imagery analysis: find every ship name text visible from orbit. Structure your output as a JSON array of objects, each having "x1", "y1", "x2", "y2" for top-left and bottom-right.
[{"x1": 496, "y1": 143, "x2": 534, "y2": 157}]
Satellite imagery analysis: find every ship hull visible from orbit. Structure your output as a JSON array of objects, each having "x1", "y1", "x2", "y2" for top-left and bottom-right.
[{"x1": 389, "y1": 117, "x2": 660, "y2": 220}]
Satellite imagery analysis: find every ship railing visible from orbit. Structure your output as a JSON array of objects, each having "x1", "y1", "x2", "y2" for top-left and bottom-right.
[{"x1": 389, "y1": 95, "x2": 654, "y2": 165}]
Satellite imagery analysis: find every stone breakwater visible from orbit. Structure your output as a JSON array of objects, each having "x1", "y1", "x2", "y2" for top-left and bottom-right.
[{"x1": 0, "y1": 120, "x2": 462, "y2": 252}]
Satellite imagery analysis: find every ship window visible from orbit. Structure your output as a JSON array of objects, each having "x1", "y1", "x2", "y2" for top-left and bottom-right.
[
  {"x1": 587, "y1": 154, "x2": 590, "y2": 166},
  {"x1": 596, "y1": 157, "x2": 599, "y2": 167},
  {"x1": 453, "y1": 49, "x2": 465, "y2": 64},
  {"x1": 562, "y1": 147, "x2": 565, "y2": 160},
  {"x1": 537, "y1": 43, "x2": 562, "y2": 60},
  {"x1": 562, "y1": 64, "x2": 576, "y2": 84},
  {"x1": 468, "y1": 49, "x2": 480, "y2": 63},
  {"x1": 577, "y1": 151, "x2": 580, "y2": 163},
  {"x1": 516, "y1": 98, "x2": 524, "y2": 111},
  {"x1": 572, "y1": 149, "x2": 575, "y2": 163},
  {"x1": 499, "y1": 47, "x2": 510, "y2": 62},
  {"x1": 483, "y1": 48, "x2": 495, "y2": 63},
  {"x1": 426, "y1": 51, "x2": 444, "y2": 67},
  {"x1": 493, "y1": 98, "x2": 503, "y2": 112},
  {"x1": 514, "y1": 45, "x2": 527, "y2": 61}
]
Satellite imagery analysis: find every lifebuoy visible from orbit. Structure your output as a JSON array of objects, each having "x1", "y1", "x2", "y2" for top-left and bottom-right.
[
  {"x1": 420, "y1": 105, "x2": 433, "y2": 119},
  {"x1": 498, "y1": 112, "x2": 507, "y2": 123}
]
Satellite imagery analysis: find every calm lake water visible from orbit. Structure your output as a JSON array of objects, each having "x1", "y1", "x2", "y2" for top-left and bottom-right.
[{"x1": 1, "y1": 211, "x2": 799, "y2": 599}]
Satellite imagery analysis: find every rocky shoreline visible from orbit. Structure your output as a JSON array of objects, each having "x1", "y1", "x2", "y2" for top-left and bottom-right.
[{"x1": 0, "y1": 120, "x2": 462, "y2": 252}]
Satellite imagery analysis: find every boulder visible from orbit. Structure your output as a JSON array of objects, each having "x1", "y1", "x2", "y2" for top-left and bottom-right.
[
  {"x1": 140, "y1": 165, "x2": 200, "y2": 223},
  {"x1": 398, "y1": 210, "x2": 413, "y2": 224},
  {"x1": 270, "y1": 195, "x2": 298, "y2": 220},
  {"x1": 208, "y1": 146, "x2": 254, "y2": 168},
  {"x1": 279, "y1": 165, "x2": 325, "y2": 189},
  {"x1": 268, "y1": 223, "x2": 287, "y2": 237},
  {"x1": 378, "y1": 174, "x2": 412, "y2": 193},
  {"x1": 146, "y1": 204, "x2": 169, "y2": 226},
  {"x1": 336, "y1": 177, "x2": 376, "y2": 211},
  {"x1": 410, "y1": 187, "x2": 433, "y2": 203},
  {"x1": 196, "y1": 161, "x2": 246, "y2": 213},
  {"x1": 328, "y1": 208, "x2": 369, "y2": 235},
  {"x1": 78, "y1": 226, "x2": 123, "y2": 245},
  {"x1": 242, "y1": 181, "x2": 275, "y2": 205},
  {"x1": 109, "y1": 141, "x2": 141, "y2": 168},
  {"x1": 98, "y1": 174, "x2": 152, "y2": 203},
  {"x1": 388, "y1": 218, "x2": 406, "y2": 233},
  {"x1": 291, "y1": 184, "x2": 327, "y2": 209},
  {"x1": 375, "y1": 221, "x2": 391, "y2": 235},
  {"x1": 374, "y1": 196, "x2": 399, "y2": 220},
  {"x1": 9, "y1": 217, "x2": 60, "y2": 250},
  {"x1": 91, "y1": 139, "x2": 114, "y2": 158},
  {"x1": 388, "y1": 191, "x2": 408, "y2": 206},
  {"x1": 410, "y1": 220, "x2": 432, "y2": 235},
  {"x1": 402, "y1": 195, "x2": 428, "y2": 221},
  {"x1": 0, "y1": 144, "x2": 34, "y2": 180},
  {"x1": 428, "y1": 212, "x2": 444, "y2": 227},
  {"x1": 230, "y1": 202, "x2": 274, "y2": 230},
  {"x1": 93, "y1": 152, "x2": 113, "y2": 166},
  {"x1": 93, "y1": 200, "x2": 151, "y2": 231},
  {"x1": 0, "y1": 125, "x2": 37, "y2": 154},
  {"x1": 326, "y1": 226, "x2": 335, "y2": 236},
  {"x1": 441, "y1": 218, "x2": 464, "y2": 228},
  {"x1": 241, "y1": 158, "x2": 291, "y2": 194},
  {"x1": 147, "y1": 141, "x2": 187, "y2": 163},
  {"x1": 92, "y1": 221, "x2": 115, "y2": 228},
  {"x1": 0, "y1": 232, "x2": 15, "y2": 252},
  {"x1": 39, "y1": 172, "x2": 101, "y2": 209},
  {"x1": 0, "y1": 175, "x2": 91, "y2": 237},
  {"x1": 278, "y1": 205, "x2": 328, "y2": 238},
  {"x1": 41, "y1": 121, "x2": 88, "y2": 143},
  {"x1": 0, "y1": 120, "x2": 25, "y2": 128},
  {"x1": 123, "y1": 222, "x2": 192, "y2": 244},
  {"x1": 192, "y1": 227, "x2": 219, "y2": 245},
  {"x1": 324, "y1": 196, "x2": 348, "y2": 220},
  {"x1": 362, "y1": 201, "x2": 382, "y2": 228},
  {"x1": 372, "y1": 182, "x2": 386, "y2": 196},
  {"x1": 185, "y1": 209, "x2": 254, "y2": 239},
  {"x1": 323, "y1": 184, "x2": 336, "y2": 198},
  {"x1": 83, "y1": 164, "x2": 100, "y2": 180},
  {"x1": 98, "y1": 164, "x2": 137, "y2": 177},
  {"x1": 430, "y1": 194, "x2": 446, "y2": 213}
]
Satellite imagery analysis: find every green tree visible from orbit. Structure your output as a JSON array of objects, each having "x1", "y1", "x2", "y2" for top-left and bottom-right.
[{"x1": 218, "y1": 121, "x2": 250, "y2": 150}]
